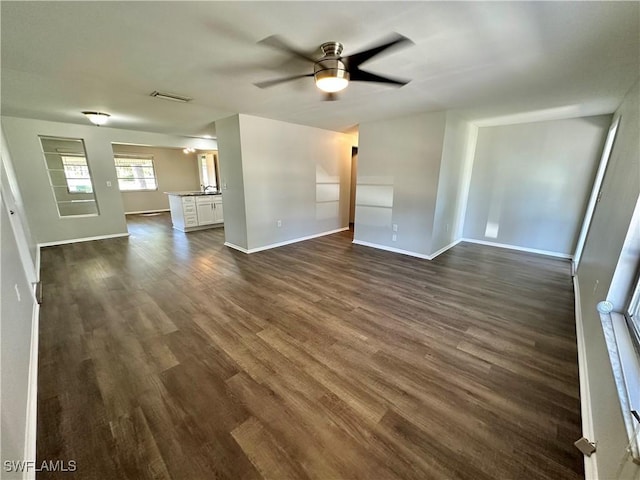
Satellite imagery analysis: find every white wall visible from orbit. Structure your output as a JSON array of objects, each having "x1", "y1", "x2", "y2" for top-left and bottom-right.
[
  {"x1": 1, "y1": 167, "x2": 38, "y2": 478},
  {"x1": 1, "y1": 126, "x2": 37, "y2": 278},
  {"x1": 216, "y1": 115, "x2": 248, "y2": 250},
  {"x1": 576, "y1": 80, "x2": 640, "y2": 479},
  {"x1": 238, "y1": 115, "x2": 352, "y2": 250},
  {"x1": 355, "y1": 111, "x2": 447, "y2": 256},
  {"x1": 463, "y1": 115, "x2": 611, "y2": 255},
  {"x1": 431, "y1": 112, "x2": 471, "y2": 253},
  {"x1": 1, "y1": 116, "x2": 216, "y2": 245},
  {"x1": 111, "y1": 144, "x2": 200, "y2": 213},
  {"x1": 216, "y1": 114, "x2": 352, "y2": 252}
]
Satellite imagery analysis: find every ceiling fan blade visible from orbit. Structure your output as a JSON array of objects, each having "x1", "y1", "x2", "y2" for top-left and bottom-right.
[
  {"x1": 350, "y1": 69, "x2": 410, "y2": 86},
  {"x1": 343, "y1": 33, "x2": 413, "y2": 69},
  {"x1": 254, "y1": 73, "x2": 314, "y2": 89},
  {"x1": 258, "y1": 35, "x2": 318, "y2": 63}
]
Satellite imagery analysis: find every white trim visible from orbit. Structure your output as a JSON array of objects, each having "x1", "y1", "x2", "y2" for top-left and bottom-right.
[
  {"x1": 429, "y1": 239, "x2": 462, "y2": 260},
  {"x1": 35, "y1": 246, "x2": 41, "y2": 282},
  {"x1": 608, "y1": 312, "x2": 640, "y2": 462},
  {"x1": 23, "y1": 301, "x2": 40, "y2": 480},
  {"x1": 247, "y1": 227, "x2": 349, "y2": 253},
  {"x1": 59, "y1": 213, "x2": 100, "y2": 219},
  {"x1": 574, "y1": 277, "x2": 599, "y2": 479},
  {"x1": 174, "y1": 223, "x2": 223, "y2": 233},
  {"x1": 37, "y1": 232, "x2": 129, "y2": 247},
  {"x1": 348, "y1": 238, "x2": 461, "y2": 260},
  {"x1": 125, "y1": 208, "x2": 169, "y2": 215},
  {"x1": 224, "y1": 241, "x2": 249, "y2": 254},
  {"x1": 352, "y1": 240, "x2": 431, "y2": 260},
  {"x1": 233, "y1": 227, "x2": 349, "y2": 254},
  {"x1": 461, "y1": 238, "x2": 572, "y2": 259},
  {"x1": 24, "y1": 246, "x2": 43, "y2": 479}
]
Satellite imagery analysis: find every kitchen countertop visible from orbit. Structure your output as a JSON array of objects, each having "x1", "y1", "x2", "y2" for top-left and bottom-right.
[{"x1": 165, "y1": 191, "x2": 222, "y2": 196}]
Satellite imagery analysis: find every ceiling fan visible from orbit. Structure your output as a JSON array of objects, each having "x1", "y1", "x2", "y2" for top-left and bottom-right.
[{"x1": 254, "y1": 33, "x2": 414, "y2": 100}]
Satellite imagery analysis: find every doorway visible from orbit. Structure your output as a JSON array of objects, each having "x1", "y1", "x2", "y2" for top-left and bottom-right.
[{"x1": 349, "y1": 146, "x2": 358, "y2": 228}]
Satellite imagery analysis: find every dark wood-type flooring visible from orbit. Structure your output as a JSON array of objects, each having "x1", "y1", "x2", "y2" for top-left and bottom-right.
[{"x1": 37, "y1": 213, "x2": 583, "y2": 479}]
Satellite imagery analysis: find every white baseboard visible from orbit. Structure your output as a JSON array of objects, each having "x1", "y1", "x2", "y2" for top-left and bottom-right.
[
  {"x1": 125, "y1": 209, "x2": 170, "y2": 215},
  {"x1": 226, "y1": 227, "x2": 349, "y2": 254},
  {"x1": 461, "y1": 238, "x2": 572, "y2": 259},
  {"x1": 23, "y1": 300, "x2": 40, "y2": 480},
  {"x1": 224, "y1": 242, "x2": 249, "y2": 254},
  {"x1": 573, "y1": 277, "x2": 598, "y2": 479},
  {"x1": 429, "y1": 239, "x2": 462, "y2": 259},
  {"x1": 352, "y1": 240, "x2": 431, "y2": 260},
  {"x1": 351, "y1": 238, "x2": 462, "y2": 261},
  {"x1": 21, "y1": 246, "x2": 43, "y2": 479},
  {"x1": 37, "y1": 232, "x2": 130, "y2": 248}
]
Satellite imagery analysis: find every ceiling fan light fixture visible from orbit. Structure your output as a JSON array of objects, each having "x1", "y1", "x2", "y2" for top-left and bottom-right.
[
  {"x1": 315, "y1": 73, "x2": 349, "y2": 93},
  {"x1": 82, "y1": 111, "x2": 110, "y2": 126},
  {"x1": 314, "y1": 58, "x2": 350, "y2": 93}
]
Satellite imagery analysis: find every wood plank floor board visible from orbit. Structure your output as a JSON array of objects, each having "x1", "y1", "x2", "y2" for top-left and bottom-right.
[
  {"x1": 231, "y1": 416, "x2": 312, "y2": 480},
  {"x1": 36, "y1": 213, "x2": 584, "y2": 479}
]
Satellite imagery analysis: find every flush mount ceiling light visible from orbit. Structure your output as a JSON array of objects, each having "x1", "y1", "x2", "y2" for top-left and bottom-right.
[{"x1": 82, "y1": 111, "x2": 110, "y2": 126}]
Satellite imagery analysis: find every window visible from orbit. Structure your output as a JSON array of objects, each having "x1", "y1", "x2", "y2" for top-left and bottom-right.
[
  {"x1": 40, "y1": 136, "x2": 99, "y2": 217},
  {"x1": 604, "y1": 194, "x2": 640, "y2": 462},
  {"x1": 114, "y1": 156, "x2": 158, "y2": 191},
  {"x1": 620, "y1": 277, "x2": 640, "y2": 459},
  {"x1": 61, "y1": 156, "x2": 93, "y2": 193},
  {"x1": 198, "y1": 153, "x2": 218, "y2": 190}
]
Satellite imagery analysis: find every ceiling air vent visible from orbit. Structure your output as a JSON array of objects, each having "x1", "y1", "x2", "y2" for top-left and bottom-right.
[{"x1": 150, "y1": 91, "x2": 192, "y2": 103}]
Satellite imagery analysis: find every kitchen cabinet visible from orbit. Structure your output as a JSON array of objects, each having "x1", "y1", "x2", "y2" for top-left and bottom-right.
[
  {"x1": 166, "y1": 192, "x2": 223, "y2": 232},
  {"x1": 214, "y1": 200, "x2": 223, "y2": 223},
  {"x1": 196, "y1": 196, "x2": 216, "y2": 225}
]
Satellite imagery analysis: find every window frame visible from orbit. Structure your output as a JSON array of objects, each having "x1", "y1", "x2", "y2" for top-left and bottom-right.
[
  {"x1": 39, "y1": 135, "x2": 99, "y2": 218},
  {"x1": 114, "y1": 155, "x2": 158, "y2": 192},
  {"x1": 608, "y1": 196, "x2": 640, "y2": 461},
  {"x1": 625, "y1": 272, "x2": 640, "y2": 358}
]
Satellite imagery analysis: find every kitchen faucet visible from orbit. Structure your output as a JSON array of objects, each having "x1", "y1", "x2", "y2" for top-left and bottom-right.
[{"x1": 204, "y1": 185, "x2": 216, "y2": 193}]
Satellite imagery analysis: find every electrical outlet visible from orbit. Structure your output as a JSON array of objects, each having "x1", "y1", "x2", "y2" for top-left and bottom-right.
[
  {"x1": 392, "y1": 234, "x2": 397, "y2": 242},
  {"x1": 446, "y1": 223, "x2": 450, "y2": 233},
  {"x1": 392, "y1": 224, "x2": 398, "y2": 232},
  {"x1": 277, "y1": 220, "x2": 282, "y2": 227}
]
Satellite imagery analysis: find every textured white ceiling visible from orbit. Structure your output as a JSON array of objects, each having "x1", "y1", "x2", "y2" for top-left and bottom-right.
[{"x1": 1, "y1": 1, "x2": 638, "y2": 137}]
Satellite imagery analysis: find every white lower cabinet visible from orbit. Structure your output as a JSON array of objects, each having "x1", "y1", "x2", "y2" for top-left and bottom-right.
[
  {"x1": 167, "y1": 194, "x2": 223, "y2": 232},
  {"x1": 214, "y1": 201, "x2": 223, "y2": 223},
  {"x1": 196, "y1": 196, "x2": 216, "y2": 225}
]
